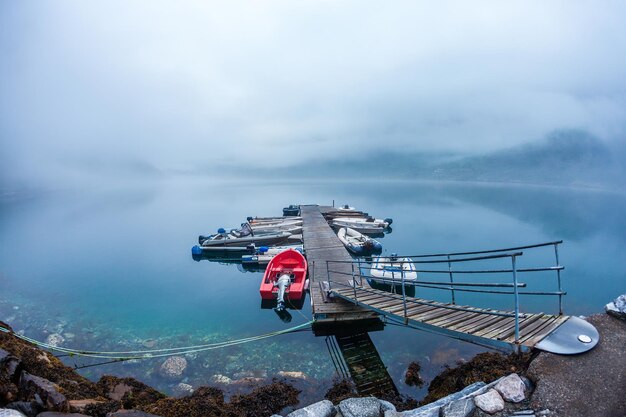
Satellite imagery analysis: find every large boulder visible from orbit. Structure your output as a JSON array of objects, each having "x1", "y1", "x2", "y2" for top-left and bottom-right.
[
  {"x1": 473, "y1": 389, "x2": 504, "y2": 414},
  {"x1": 605, "y1": 294, "x2": 626, "y2": 320},
  {"x1": 157, "y1": 357, "x2": 187, "y2": 381},
  {"x1": 338, "y1": 397, "x2": 381, "y2": 417},
  {"x1": 18, "y1": 372, "x2": 68, "y2": 412},
  {"x1": 286, "y1": 399, "x2": 336, "y2": 417}
]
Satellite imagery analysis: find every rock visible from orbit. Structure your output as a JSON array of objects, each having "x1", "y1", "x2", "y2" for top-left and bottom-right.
[
  {"x1": 402, "y1": 381, "x2": 487, "y2": 417},
  {"x1": 68, "y1": 399, "x2": 104, "y2": 413},
  {"x1": 338, "y1": 397, "x2": 381, "y2": 417},
  {"x1": 0, "y1": 349, "x2": 21, "y2": 381},
  {"x1": 142, "y1": 339, "x2": 157, "y2": 349},
  {"x1": 18, "y1": 372, "x2": 68, "y2": 412},
  {"x1": 105, "y1": 411, "x2": 163, "y2": 417},
  {"x1": 441, "y1": 397, "x2": 475, "y2": 417},
  {"x1": 6, "y1": 401, "x2": 42, "y2": 417},
  {"x1": 106, "y1": 383, "x2": 133, "y2": 401},
  {"x1": 43, "y1": 334, "x2": 64, "y2": 348},
  {"x1": 277, "y1": 371, "x2": 307, "y2": 380},
  {"x1": 158, "y1": 356, "x2": 187, "y2": 381},
  {"x1": 286, "y1": 399, "x2": 335, "y2": 417},
  {"x1": 474, "y1": 389, "x2": 504, "y2": 414},
  {"x1": 36, "y1": 413, "x2": 90, "y2": 417},
  {"x1": 605, "y1": 294, "x2": 626, "y2": 320},
  {"x1": 379, "y1": 400, "x2": 396, "y2": 413},
  {"x1": 494, "y1": 373, "x2": 526, "y2": 403},
  {"x1": 0, "y1": 409, "x2": 27, "y2": 417},
  {"x1": 210, "y1": 374, "x2": 231, "y2": 384},
  {"x1": 171, "y1": 383, "x2": 193, "y2": 397}
]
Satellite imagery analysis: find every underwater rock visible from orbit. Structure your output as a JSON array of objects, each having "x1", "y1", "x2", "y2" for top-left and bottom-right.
[
  {"x1": 474, "y1": 389, "x2": 504, "y2": 414},
  {"x1": 404, "y1": 362, "x2": 424, "y2": 387},
  {"x1": 43, "y1": 335, "x2": 64, "y2": 348},
  {"x1": 210, "y1": 374, "x2": 231, "y2": 385},
  {"x1": 158, "y1": 357, "x2": 187, "y2": 381},
  {"x1": 141, "y1": 340, "x2": 157, "y2": 349},
  {"x1": 171, "y1": 383, "x2": 193, "y2": 397},
  {"x1": 277, "y1": 371, "x2": 307, "y2": 380}
]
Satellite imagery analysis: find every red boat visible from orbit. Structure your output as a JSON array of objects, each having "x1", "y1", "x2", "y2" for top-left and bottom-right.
[{"x1": 259, "y1": 249, "x2": 308, "y2": 310}]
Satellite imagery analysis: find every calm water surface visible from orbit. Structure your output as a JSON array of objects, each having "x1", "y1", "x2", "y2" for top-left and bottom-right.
[{"x1": 1, "y1": 179, "x2": 624, "y2": 404}]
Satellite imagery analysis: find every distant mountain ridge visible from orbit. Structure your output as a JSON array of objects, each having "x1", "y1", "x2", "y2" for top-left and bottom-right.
[{"x1": 269, "y1": 129, "x2": 619, "y2": 186}]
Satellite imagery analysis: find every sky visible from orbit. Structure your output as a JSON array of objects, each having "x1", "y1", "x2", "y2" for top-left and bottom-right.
[{"x1": 1, "y1": 0, "x2": 626, "y2": 184}]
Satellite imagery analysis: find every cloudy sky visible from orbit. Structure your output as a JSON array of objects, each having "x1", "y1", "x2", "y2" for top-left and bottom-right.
[{"x1": 1, "y1": 0, "x2": 626, "y2": 182}]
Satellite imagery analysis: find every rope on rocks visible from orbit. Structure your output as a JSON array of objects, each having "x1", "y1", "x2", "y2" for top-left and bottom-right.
[{"x1": 0, "y1": 320, "x2": 314, "y2": 360}]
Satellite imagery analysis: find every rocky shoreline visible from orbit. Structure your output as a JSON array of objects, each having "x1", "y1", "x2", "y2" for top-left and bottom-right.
[{"x1": 2, "y1": 302, "x2": 625, "y2": 417}]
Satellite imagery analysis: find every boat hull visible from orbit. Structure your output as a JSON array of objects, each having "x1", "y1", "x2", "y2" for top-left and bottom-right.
[{"x1": 259, "y1": 249, "x2": 308, "y2": 301}]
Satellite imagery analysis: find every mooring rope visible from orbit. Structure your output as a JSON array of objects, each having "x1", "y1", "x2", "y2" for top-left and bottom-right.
[{"x1": 0, "y1": 320, "x2": 313, "y2": 360}]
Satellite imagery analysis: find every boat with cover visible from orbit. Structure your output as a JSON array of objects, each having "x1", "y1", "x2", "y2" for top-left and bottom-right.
[
  {"x1": 242, "y1": 245, "x2": 304, "y2": 265},
  {"x1": 337, "y1": 227, "x2": 382, "y2": 255},
  {"x1": 369, "y1": 254, "x2": 417, "y2": 297},
  {"x1": 338, "y1": 204, "x2": 355, "y2": 211},
  {"x1": 259, "y1": 249, "x2": 308, "y2": 310},
  {"x1": 199, "y1": 223, "x2": 291, "y2": 247},
  {"x1": 283, "y1": 205, "x2": 300, "y2": 216}
]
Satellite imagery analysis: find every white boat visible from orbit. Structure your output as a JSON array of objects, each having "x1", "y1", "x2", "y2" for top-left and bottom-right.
[
  {"x1": 247, "y1": 217, "x2": 302, "y2": 225},
  {"x1": 332, "y1": 216, "x2": 392, "y2": 229},
  {"x1": 250, "y1": 220, "x2": 303, "y2": 231},
  {"x1": 331, "y1": 220, "x2": 385, "y2": 235},
  {"x1": 337, "y1": 227, "x2": 382, "y2": 255},
  {"x1": 241, "y1": 245, "x2": 304, "y2": 265},
  {"x1": 369, "y1": 254, "x2": 417, "y2": 297}
]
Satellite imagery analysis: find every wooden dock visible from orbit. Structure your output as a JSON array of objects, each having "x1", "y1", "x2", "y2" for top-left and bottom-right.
[
  {"x1": 300, "y1": 205, "x2": 378, "y2": 324},
  {"x1": 331, "y1": 285, "x2": 570, "y2": 351}
]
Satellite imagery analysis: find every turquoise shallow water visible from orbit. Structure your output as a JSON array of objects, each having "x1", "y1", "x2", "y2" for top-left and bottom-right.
[{"x1": 1, "y1": 179, "x2": 625, "y2": 404}]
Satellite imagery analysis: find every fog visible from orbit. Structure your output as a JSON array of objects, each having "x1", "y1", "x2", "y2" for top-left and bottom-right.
[{"x1": 2, "y1": 1, "x2": 626, "y2": 187}]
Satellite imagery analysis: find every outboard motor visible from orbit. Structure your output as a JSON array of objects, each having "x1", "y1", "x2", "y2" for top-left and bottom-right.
[{"x1": 275, "y1": 273, "x2": 291, "y2": 311}]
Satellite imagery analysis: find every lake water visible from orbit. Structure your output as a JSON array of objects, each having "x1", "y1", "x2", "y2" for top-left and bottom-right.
[{"x1": 1, "y1": 178, "x2": 624, "y2": 405}]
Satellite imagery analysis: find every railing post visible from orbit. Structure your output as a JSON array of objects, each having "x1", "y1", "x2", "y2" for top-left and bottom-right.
[
  {"x1": 512, "y1": 254, "x2": 520, "y2": 352},
  {"x1": 326, "y1": 260, "x2": 331, "y2": 291},
  {"x1": 447, "y1": 255, "x2": 456, "y2": 305},
  {"x1": 554, "y1": 243, "x2": 563, "y2": 315},
  {"x1": 357, "y1": 258, "x2": 362, "y2": 286},
  {"x1": 351, "y1": 262, "x2": 358, "y2": 303},
  {"x1": 400, "y1": 270, "x2": 408, "y2": 324}
]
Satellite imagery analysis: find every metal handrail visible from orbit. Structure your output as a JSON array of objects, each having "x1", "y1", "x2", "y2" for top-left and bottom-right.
[
  {"x1": 326, "y1": 251, "x2": 523, "y2": 264},
  {"x1": 404, "y1": 240, "x2": 563, "y2": 258}
]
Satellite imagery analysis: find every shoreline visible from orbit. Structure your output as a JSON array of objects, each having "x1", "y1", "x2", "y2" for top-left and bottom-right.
[{"x1": 2, "y1": 311, "x2": 624, "y2": 417}]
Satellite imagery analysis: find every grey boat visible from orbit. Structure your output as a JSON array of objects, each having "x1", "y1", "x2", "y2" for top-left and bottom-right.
[{"x1": 199, "y1": 223, "x2": 292, "y2": 247}]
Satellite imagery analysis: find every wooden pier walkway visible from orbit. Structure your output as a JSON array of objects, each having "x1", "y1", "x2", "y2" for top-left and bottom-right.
[
  {"x1": 331, "y1": 285, "x2": 570, "y2": 351},
  {"x1": 300, "y1": 205, "x2": 378, "y2": 324}
]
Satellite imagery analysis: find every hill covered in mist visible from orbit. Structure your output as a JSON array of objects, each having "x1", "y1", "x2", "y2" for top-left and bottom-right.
[{"x1": 263, "y1": 129, "x2": 622, "y2": 187}]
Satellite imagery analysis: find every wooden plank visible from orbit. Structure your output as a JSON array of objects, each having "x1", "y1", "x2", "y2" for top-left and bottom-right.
[
  {"x1": 523, "y1": 315, "x2": 569, "y2": 346},
  {"x1": 493, "y1": 314, "x2": 543, "y2": 341},
  {"x1": 430, "y1": 310, "x2": 482, "y2": 328},
  {"x1": 510, "y1": 316, "x2": 558, "y2": 344}
]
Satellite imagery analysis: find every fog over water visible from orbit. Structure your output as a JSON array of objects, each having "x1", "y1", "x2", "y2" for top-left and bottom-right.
[{"x1": 2, "y1": 1, "x2": 626, "y2": 188}]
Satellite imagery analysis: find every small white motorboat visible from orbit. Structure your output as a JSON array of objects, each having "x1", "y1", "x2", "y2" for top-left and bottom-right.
[
  {"x1": 332, "y1": 220, "x2": 385, "y2": 235},
  {"x1": 369, "y1": 254, "x2": 417, "y2": 297},
  {"x1": 337, "y1": 227, "x2": 382, "y2": 255}
]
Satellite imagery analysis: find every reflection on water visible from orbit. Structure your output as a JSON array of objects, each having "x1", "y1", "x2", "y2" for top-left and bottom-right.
[{"x1": 1, "y1": 179, "x2": 624, "y2": 403}]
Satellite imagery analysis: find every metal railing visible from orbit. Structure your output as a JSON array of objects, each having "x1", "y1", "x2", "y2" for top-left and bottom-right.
[{"x1": 323, "y1": 241, "x2": 566, "y2": 350}]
